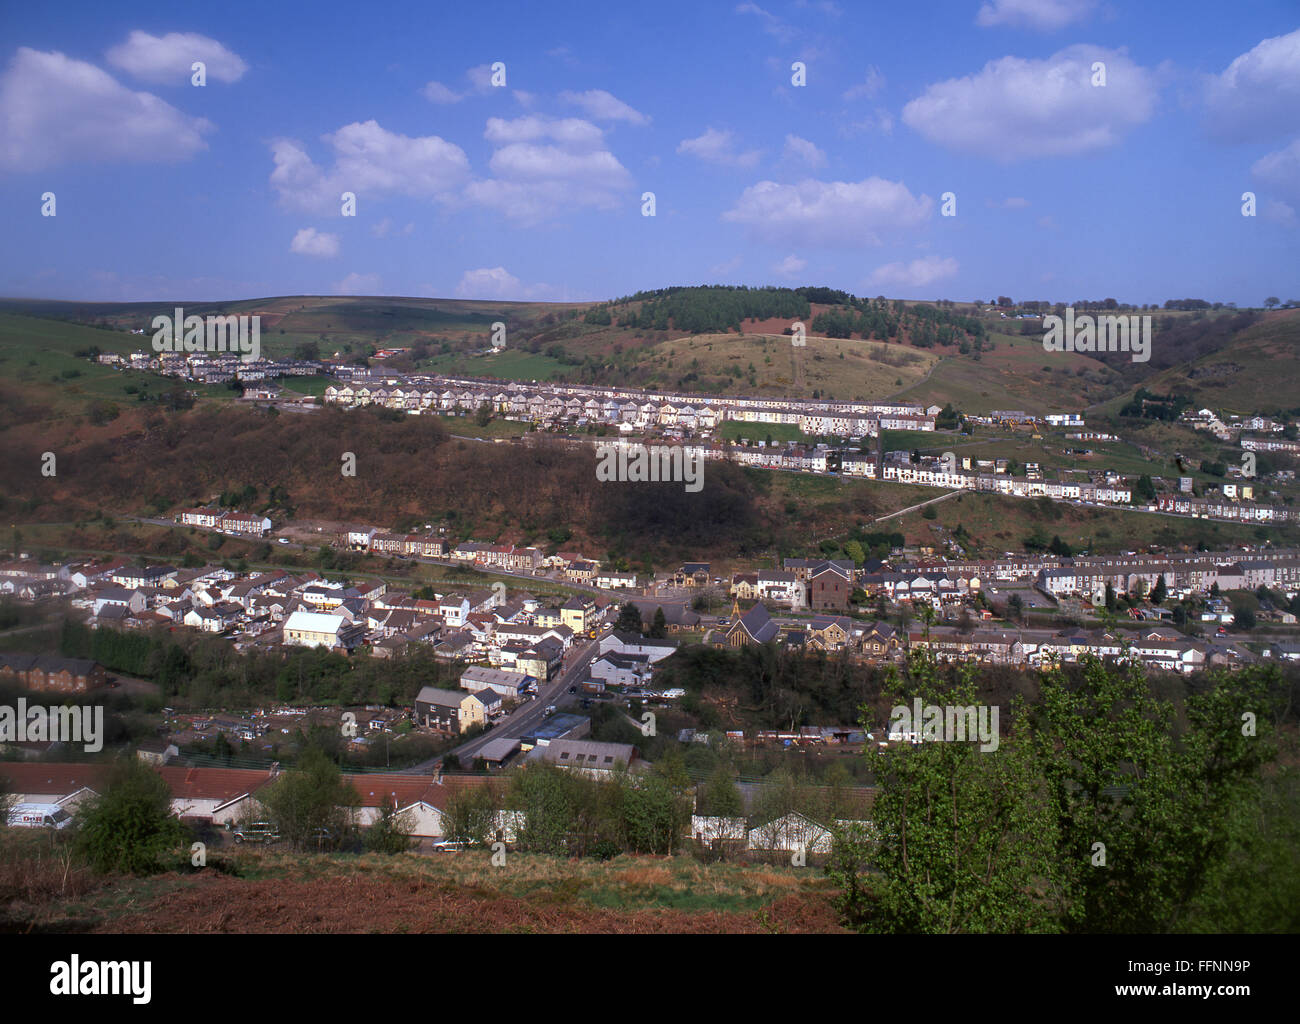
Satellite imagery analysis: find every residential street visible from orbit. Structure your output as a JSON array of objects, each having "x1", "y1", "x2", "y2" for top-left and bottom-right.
[{"x1": 402, "y1": 635, "x2": 603, "y2": 773}]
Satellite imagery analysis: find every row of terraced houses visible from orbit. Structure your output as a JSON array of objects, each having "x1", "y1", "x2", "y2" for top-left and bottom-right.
[{"x1": 323, "y1": 371, "x2": 933, "y2": 437}]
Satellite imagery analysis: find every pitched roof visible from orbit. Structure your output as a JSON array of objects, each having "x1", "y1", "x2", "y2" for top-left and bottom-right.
[
  {"x1": 158, "y1": 765, "x2": 275, "y2": 803},
  {"x1": 732, "y1": 602, "x2": 779, "y2": 644}
]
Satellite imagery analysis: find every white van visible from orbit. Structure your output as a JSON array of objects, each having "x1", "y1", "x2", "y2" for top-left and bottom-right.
[{"x1": 8, "y1": 803, "x2": 73, "y2": 829}]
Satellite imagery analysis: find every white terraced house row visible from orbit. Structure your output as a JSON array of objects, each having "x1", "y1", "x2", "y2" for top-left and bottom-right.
[{"x1": 323, "y1": 374, "x2": 932, "y2": 437}]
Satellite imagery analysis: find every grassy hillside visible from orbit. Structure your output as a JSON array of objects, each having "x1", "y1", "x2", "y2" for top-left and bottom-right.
[
  {"x1": 0, "y1": 312, "x2": 237, "y2": 422},
  {"x1": 2, "y1": 295, "x2": 1284, "y2": 416},
  {"x1": 0, "y1": 833, "x2": 843, "y2": 933},
  {"x1": 1129, "y1": 308, "x2": 1300, "y2": 414},
  {"x1": 893, "y1": 330, "x2": 1123, "y2": 414}
]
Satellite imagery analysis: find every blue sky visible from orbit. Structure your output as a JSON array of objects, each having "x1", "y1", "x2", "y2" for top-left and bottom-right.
[{"x1": 1, "y1": 0, "x2": 1297, "y2": 306}]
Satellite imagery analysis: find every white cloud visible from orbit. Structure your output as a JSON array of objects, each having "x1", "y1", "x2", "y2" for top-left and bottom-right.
[
  {"x1": 488, "y1": 144, "x2": 627, "y2": 183},
  {"x1": 334, "y1": 272, "x2": 381, "y2": 296},
  {"x1": 1252, "y1": 137, "x2": 1300, "y2": 201},
  {"x1": 455, "y1": 266, "x2": 555, "y2": 300},
  {"x1": 678, "y1": 128, "x2": 762, "y2": 168},
  {"x1": 773, "y1": 254, "x2": 808, "y2": 277},
  {"x1": 901, "y1": 45, "x2": 1158, "y2": 161},
  {"x1": 783, "y1": 134, "x2": 826, "y2": 167},
  {"x1": 456, "y1": 266, "x2": 521, "y2": 299},
  {"x1": 868, "y1": 255, "x2": 959, "y2": 290},
  {"x1": 560, "y1": 88, "x2": 648, "y2": 124},
  {"x1": 289, "y1": 228, "x2": 340, "y2": 257},
  {"x1": 1262, "y1": 199, "x2": 1296, "y2": 227},
  {"x1": 484, "y1": 115, "x2": 605, "y2": 148},
  {"x1": 0, "y1": 47, "x2": 212, "y2": 172},
  {"x1": 420, "y1": 64, "x2": 504, "y2": 105},
  {"x1": 843, "y1": 66, "x2": 884, "y2": 100},
  {"x1": 467, "y1": 116, "x2": 632, "y2": 224},
  {"x1": 736, "y1": 2, "x2": 799, "y2": 43},
  {"x1": 105, "y1": 30, "x2": 248, "y2": 84},
  {"x1": 840, "y1": 108, "x2": 894, "y2": 137},
  {"x1": 420, "y1": 80, "x2": 462, "y2": 104},
  {"x1": 466, "y1": 64, "x2": 496, "y2": 91},
  {"x1": 1204, "y1": 29, "x2": 1300, "y2": 143},
  {"x1": 975, "y1": 0, "x2": 1096, "y2": 31},
  {"x1": 722, "y1": 177, "x2": 933, "y2": 246},
  {"x1": 269, "y1": 119, "x2": 470, "y2": 212},
  {"x1": 709, "y1": 255, "x2": 744, "y2": 277},
  {"x1": 988, "y1": 196, "x2": 1031, "y2": 208},
  {"x1": 371, "y1": 217, "x2": 392, "y2": 238}
]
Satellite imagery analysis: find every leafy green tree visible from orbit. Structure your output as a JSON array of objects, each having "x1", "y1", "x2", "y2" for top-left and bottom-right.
[
  {"x1": 649, "y1": 607, "x2": 668, "y2": 639},
  {"x1": 0, "y1": 775, "x2": 15, "y2": 832},
  {"x1": 442, "y1": 783, "x2": 503, "y2": 846},
  {"x1": 74, "y1": 758, "x2": 188, "y2": 875},
  {"x1": 838, "y1": 656, "x2": 1057, "y2": 933},
  {"x1": 831, "y1": 654, "x2": 1285, "y2": 934},
  {"x1": 699, "y1": 765, "x2": 743, "y2": 817},
  {"x1": 1031, "y1": 659, "x2": 1278, "y2": 932},
  {"x1": 621, "y1": 774, "x2": 687, "y2": 854},
  {"x1": 1151, "y1": 575, "x2": 1167, "y2": 605},
  {"x1": 363, "y1": 796, "x2": 416, "y2": 854},
  {"x1": 257, "y1": 746, "x2": 357, "y2": 850},
  {"x1": 508, "y1": 763, "x2": 580, "y2": 855},
  {"x1": 615, "y1": 602, "x2": 644, "y2": 635}
]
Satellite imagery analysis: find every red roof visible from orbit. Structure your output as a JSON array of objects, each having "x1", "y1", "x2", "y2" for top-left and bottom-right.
[
  {"x1": 0, "y1": 763, "x2": 111, "y2": 795},
  {"x1": 157, "y1": 765, "x2": 275, "y2": 802},
  {"x1": 345, "y1": 773, "x2": 499, "y2": 810}
]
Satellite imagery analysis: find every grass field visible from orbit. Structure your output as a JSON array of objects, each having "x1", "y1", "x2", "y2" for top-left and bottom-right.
[
  {"x1": 649, "y1": 333, "x2": 936, "y2": 402},
  {"x1": 274, "y1": 375, "x2": 336, "y2": 397},
  {"x1": 893, "y1": 331, "x2": 1125, "y2": 415},
  {"x1": 1139, "y1": 309, "x2": 1300, "y2": 413},
  {"x1": 0, "y1": 313, "x2": 238, "y2": 420},
  {"x1": 717, "y1": 421, "x2": 814, "y2": 444},
  {"x1": 429, "y1": 415, "x2": 527, "y2": 439},
  {"x1": 0, "y1": 832, "x2": 843, "y2": 933},
  {"x1": 417, "y1": 348, "x2": 570, "y2": 381},
  {"x1": 882, "y1": 489, "x2": 1300, "y2": 555}
]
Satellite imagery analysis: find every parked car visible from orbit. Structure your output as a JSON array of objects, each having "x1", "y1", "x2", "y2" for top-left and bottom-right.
[
  {"x1": 309, "y1": 827, "x2": 339, "y2": 850},
  {"x1": 431, "y1": 839, "x2": 467, "y2": 852},
  {"x1": 232, "y1": 822, "x2": 282, "y2": 845}
]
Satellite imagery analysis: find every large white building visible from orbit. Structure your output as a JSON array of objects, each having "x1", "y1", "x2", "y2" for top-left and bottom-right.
[{"x1": 282, "y1": 610, "x2": 364, "y2": 650}]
